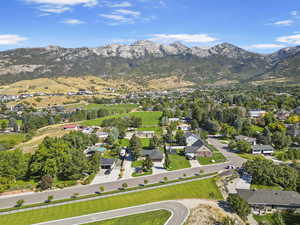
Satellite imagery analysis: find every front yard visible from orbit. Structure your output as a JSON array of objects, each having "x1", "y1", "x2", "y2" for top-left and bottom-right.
[{"x1": 167, "y1": 154, "x2": 191, "y2": 171}]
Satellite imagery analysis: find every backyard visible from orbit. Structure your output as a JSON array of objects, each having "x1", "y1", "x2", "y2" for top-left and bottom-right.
[{"x1": 0, "y1": 177, "x2": 222, "y2": 225}]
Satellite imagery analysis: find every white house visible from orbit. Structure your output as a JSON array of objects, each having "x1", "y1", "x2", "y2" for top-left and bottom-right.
[{"x1": 249, "y1": 110, "x2": 267, "y2": 118}]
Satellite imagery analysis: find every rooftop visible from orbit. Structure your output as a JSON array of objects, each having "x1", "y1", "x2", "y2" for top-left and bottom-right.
[{"x1": 237, "y1": 189, "x2": 300, "y2": 207}]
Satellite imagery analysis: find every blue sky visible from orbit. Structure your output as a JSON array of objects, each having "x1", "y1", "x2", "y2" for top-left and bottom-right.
[{"x1": 1, "y1": 0, "x2": 300, "y2": 53}]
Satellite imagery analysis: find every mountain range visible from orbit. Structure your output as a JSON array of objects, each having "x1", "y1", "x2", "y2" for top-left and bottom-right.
[{"x1": 1, "y1": 40, "x2": 300, "y2": 85}]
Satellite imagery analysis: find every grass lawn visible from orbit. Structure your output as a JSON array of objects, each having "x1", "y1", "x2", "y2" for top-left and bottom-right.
[
  {"x1": 197, "y1": 152, "x2": 226, "y2": 165},
  {"x1": 83, "y1": 210, "x2": 171, "y2": 225},
  {"x1": 237, "y1": 153, "x2": 265, "y2": 160},
  {"x1": 251, "y1": 125, "x2": 264, "y2": 133},
  {"x1": 136, "y1": 127, "x2": 163, "y2": 136},
  {"x1": 131, "y1": 160, "x2": 143, "y2": 168},
  {"x1": 0, "y1": 178, "x2": 222, "y2": 225},
  {"x1": 84, "y1": 104, "x2": 138, "y2": 113},
  {"x1": 132, "y1": 169, "x2": 153, "y2": 177},
  {"x1": 119, "y1": 138, "x2": 150, "y2": 148},
  {"x1": 81, "y1": 112, "x2": 162, "y2": 127},
  {"x1": 168, "y1": 154, "x2": 191, "y2": 171},
  {"x1": 250, "y1": 184, "x2": 282, "y2": 190},
  {"x1": 254, "y1": 213, "x2": 300, "y2": 225},
  {"x1": 0, "y1": 133, "x2": 26, "y2": 150}
]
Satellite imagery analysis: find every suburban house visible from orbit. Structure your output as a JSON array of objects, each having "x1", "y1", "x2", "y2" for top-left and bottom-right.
[
  {"x1": 237, "y1": 189, "x2": 300, "y2": 214},
  {"x1": 276, "y1": 110, "x2": 290, "y2": 121},
  {"x1": 100, "y1": 158, "x2": 116, "y2": 170},
  {"x1": 141, "y1": 149, "x2": 164, "y2": 162},
  {"x1": 135, "y1": 131, "x2": 155, "y2": 138},
  {"x1": 63, "y1": 124, "x2": 78, "y2": 130},
  {"x1": 168, "y1": 118, "x2": 180, "y2": 123},
  {"x1": 252, "y1": 145, "x2": 274, "y2": 155},
  {"x1": 177, "y1": 124, "x2": 191, "y2": 131},
  {"x1": 294, "y1": 106, "x2": 300, "y2": 115},
  {"x1": 96, "y1": 131, "x2": 109, "y2": 139},
  {"x1": 286, "y1": 124, "x2": 300, "y2": 138},
  {"x1": 235, "y1": 135, "x2": 257, "y2": 145},
  {"x1": 184, "y1": 133, "x2": 212, "y2": 159},
  {"x1": 249, "y1": 110, "x2": 267, "y2": 118}
]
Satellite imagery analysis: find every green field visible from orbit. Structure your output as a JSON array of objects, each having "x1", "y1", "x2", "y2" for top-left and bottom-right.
[
  {"x1": 83, "y1": 210, "x2": 171, "y2": 225},
  {"x1": 131, "y1": 160, "x2": 143, "y2": 168},
  {"x1": 197, "y1": 152, "x2": 226, "y2": 165},
  {"x1": 136, "y1": 127, "x2": 163, "y2": 136},
  {"x1": 168, "y1": 154, "x2": 191, "y2": 171},
  {"x1": 250, "y1": 184, "x2": 282, "y2": 190},
  {"x1": 0, "y1": 133, "x2": 26, "y2": 150},
  {"x1": 119, "y1": 138, "x2": 150, "y2": 148},
  {"x1": 254, "y1": 213, "x2": 300, "y2": 225},
  {"x1": 84, "y1": 104, "x2": 138, "y2": 113},
  {"x1": 0, "y1": 178, "x2": 222, "y2": 225},
  {"x1": 81, "y1": 112, "x2": 162, "y2": 127}
]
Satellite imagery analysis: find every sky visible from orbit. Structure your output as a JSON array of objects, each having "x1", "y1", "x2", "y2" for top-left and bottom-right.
[{"x1": 1, "y1": 0, "x2": 300, "y2": 53}]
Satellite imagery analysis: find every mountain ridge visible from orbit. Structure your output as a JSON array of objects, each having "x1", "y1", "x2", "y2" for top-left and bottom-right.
[{"x1": 0, "y1": 41, "x2": 300, "y2": 85}]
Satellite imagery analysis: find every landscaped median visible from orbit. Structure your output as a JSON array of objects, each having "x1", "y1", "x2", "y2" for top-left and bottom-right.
[
  {"x1": 0, "y1": 175, "x2": 222, "y2": 225},
  {"x1": 82, "y1": 210, "x2": 171, "y2": 225}
]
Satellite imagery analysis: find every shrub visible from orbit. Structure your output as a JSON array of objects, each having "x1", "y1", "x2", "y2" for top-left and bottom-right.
[{"x1": 15, "y1": 199, "x2": 24, "y2": 208}]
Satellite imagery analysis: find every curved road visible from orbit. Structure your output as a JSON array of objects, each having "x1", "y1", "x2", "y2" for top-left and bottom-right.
[
  {"x1": 0, "y1": 137, "x2": 245, "y2": 209},
  {"x1": 33, "y1": 201, "x2": 189, "y2": 225}
]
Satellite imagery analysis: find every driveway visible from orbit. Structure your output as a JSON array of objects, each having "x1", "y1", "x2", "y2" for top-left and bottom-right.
[
  {"x1": 190, "y1": 159, "x2": 201, "y2": 168},
  {"x1": 91, "y1": 167, "x2": 120, "y2": 185},
  {"x1": 153, "y1": 161, "x2": 167, "y2": 174},
  {"x1": 32, "y1": 201, "x2": 189, "y2": 225}
]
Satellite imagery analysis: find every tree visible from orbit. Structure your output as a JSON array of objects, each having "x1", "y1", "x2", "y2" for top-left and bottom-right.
[
  {"x1": 129, "y1": 135, "x2": 142, "y2": 160},
  {"x1": 163, "y1": 177, "x2": 168, "y2": 182},
  {"x1": 286, "y1": 115, "x2": 300, "y2": 124},
  {"x1": 99, "y1": 186, "x2": 105, "y2": 193},
  {"x1": 164, "y1": 148, "x2": 171, "y2": 169},
  {"x1": 191, "y1": 119, "x2": 199, "y2": 130},
  {"x1": 144, "y1": 179, "x2": 148, "y2": 185},
  {"x1": 1, "y1": 120, "x2": 7, "y2": 131},
  {"x1": 142, "y1": 155, "x2": 153, "y2": 172},
  {"x1": 39, "y1": 175, "x2": 53, "y2": 190},
  {"x1": 71, "y1": 193, "x2": 79, "y2": 198},
  {"x1": 15, "y1": 199, "x2": 24, "y2": 207},
  {"x1": 272, "y1": 131, "x2": 292, "y2": 149},
  {"x1": 122, "y1": 182, "x2": 128, "y2": 189},
  {"x1": 221, "y1": 124, "x2": 237, "y2": 138},
  {"x1": 227, "y1": 194, "x2": 250, "y2": 220},
  {"x1": 175, "y1": 130, "x2": 186, "y2": 146},
  {"x1": 46, "y1": 195, "x2": 54, "y2": 203},
  {"x1": 149, "y1": 135, "x2": 160, "y2": 149},
  {"x1": 235, "y1": 141, "x2": 252, "y2": 153}
]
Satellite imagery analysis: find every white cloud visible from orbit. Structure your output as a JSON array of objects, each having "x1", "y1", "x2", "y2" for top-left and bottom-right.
[
  {"x1": 62, "y1": 19, "x2": 85, "y2": 25},
  {"x1": 246, "y1": 44, "x2": 286, "y2": 50},
  {"x1": 150, "y1": 34, "x2": 218, "y2": 43},
  {"x1": 277, "y1": 34, "x2": 300, "y2": 44},
  {"x1": 100, "y1": 9, "x2": 142, "y2": 25},
  {"x1": 105, "y1": 1, "x2": 132, "y2": 8},
  {"x1": 26, "y1": 0, "x2": 97, "y2": 14},
  {"x1": 0, "y1": 34, "x2": 28, "y2": 45},
  {"x1": 39, "y1": 5, "x2": 71, "y2": 13},
  {"x1": 273, "y1": 20, "x2": 293, "y2": 26},
  {"x1": 115, "y1": 9, "x2": 140, "y2": 17},
  {"x1": 291, "y1": 10, "x2": 299, "y2": 16},
  {"x1": 26, "y1": 0, "x2": 98, "y2": 7}
]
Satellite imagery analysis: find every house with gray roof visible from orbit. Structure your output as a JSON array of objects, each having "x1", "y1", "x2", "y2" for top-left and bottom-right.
[
  {"x1": 184, "y1": 133, "x2": 212, "y2": 159},
  {"x1": 237, "y1": 189, "x2": 300, "y2": 214},
  {"x1": 252, "y1": 145, "x2": 274, "y2": 155},
  {"x1": 141, "y1": 149, "x2": 164, "y2": 162},
  {"x1": 235, "y1": 135, "x2": 256, "y2": 145}
]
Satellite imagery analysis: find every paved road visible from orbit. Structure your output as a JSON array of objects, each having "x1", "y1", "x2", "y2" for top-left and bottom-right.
[
  {"x1": 0, "y1": 137, "x2": 245, "y2": 209},
  {"x1": 33, "y1": 201, "x2": 189, "y2": 225}
]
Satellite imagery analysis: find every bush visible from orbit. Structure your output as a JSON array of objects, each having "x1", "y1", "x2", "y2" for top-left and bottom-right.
[
  {"x1": 227, "y1": 194, "x2": 250, "y2": 220},
  {"x1": 15, "y1": 199, "x2": 24, "y2": 208}
]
